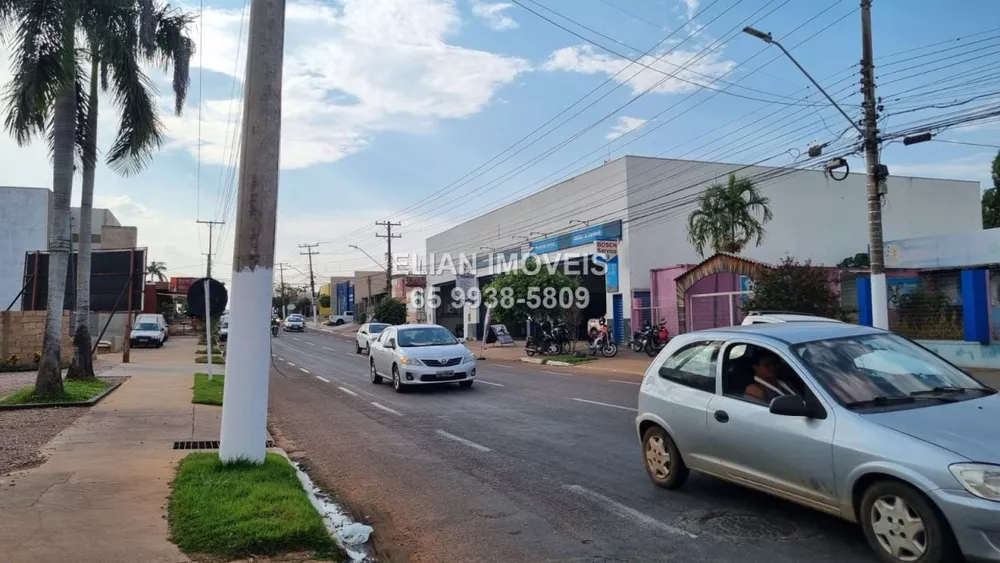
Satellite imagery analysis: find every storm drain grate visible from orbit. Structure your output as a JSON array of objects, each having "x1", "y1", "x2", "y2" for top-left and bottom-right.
[{"x1": 172, "y1": 440, "x2": 275, "y2": 450}]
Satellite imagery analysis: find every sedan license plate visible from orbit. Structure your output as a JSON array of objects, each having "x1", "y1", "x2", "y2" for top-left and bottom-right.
[{"x1": 436, "y1": 370, "x2": 455, "y2": 378}]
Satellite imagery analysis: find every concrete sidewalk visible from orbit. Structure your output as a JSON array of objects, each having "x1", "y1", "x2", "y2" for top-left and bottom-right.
[{"x1": 0, "y1": 338, "x2": 223, "y2": 563}]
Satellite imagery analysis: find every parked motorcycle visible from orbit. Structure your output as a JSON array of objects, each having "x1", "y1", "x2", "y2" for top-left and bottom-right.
[
  {"x1": 588, "y1": 318, "x2": 618, "y2": 357},
  {"x1": 525, "y1": 317, "x2": 561, "y2": 356},
  {"x1": 629, "y1": 322, "x2": 650, "y2": 353},
  {"x1": 551, "y1": 321, "x2": 573, "y2": 354},
  {"x1": 644, "y1": 320, "x2": 670, "y2": 357}
]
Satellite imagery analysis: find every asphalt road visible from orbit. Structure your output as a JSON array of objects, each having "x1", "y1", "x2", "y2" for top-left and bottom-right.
[{"x1": 266, "y1": 329, "x2": 878, "y2": 563}]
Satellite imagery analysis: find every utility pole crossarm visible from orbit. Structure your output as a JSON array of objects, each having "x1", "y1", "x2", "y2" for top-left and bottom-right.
[
  {"x1": 375, "y1": 221, "x2": 401, "y2": 298},
  {"x1": 298, "y1": 243, "x2": 320, "y2": 325}
]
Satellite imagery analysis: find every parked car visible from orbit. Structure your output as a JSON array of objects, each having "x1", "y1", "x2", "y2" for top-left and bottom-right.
[
  {"x1": 368, "y1": 324, "x2": 476, "y2": 392},
  {"x1": 219, "y1": 316, "x2": 229, "y2": 342},
  {"x1": 327, "y1": 311, "x2": 354, "y2": 326},
  {"x1": 284, "y1": 314, "x2": 305, "y2": 332},
  {"x1": 741, "y1": 310, "x2": 843, "y2": 325},
  {"x1": 135, "y1": 313, "x2": 169, "y2": 342},
  {"x1": 130, "y1": 321, "x2": 165, "y2": 348},
  {"x1": 636, "y1": 321, "x2": 1000, "y2": 563},
  {"x1": 355, "y1": 322, "x2": 390, "y2": 354}
]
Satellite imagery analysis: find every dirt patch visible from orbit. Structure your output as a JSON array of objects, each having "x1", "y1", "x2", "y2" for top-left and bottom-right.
[{"x1": 0, "y1": 375, "x2": 127, "y2": 475}]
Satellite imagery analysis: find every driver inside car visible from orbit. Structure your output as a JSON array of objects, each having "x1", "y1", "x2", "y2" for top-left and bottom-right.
[{"x1": 744, "y1": 349, "x2": 798, "y2": 402}]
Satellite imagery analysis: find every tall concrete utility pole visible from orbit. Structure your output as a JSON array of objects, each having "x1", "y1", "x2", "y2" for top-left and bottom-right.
[
  {"x1": 375, "y1": 221, "x2": 400, "y2": 297},
  {"x1": 196, "y1": 220, "x2": 225, "y2": 383},
  {"x1": 275, "y1": 262, "x2": 289, "y2": 317},
  {"x1": 299, "y1": 243, "x2": 319, "y2": 325},
  {"x1": 860, "y1": 0, "x2": 888, "y2": 329},
  {"x1": 219, "y1": 0, "x2": 286, "y2": 465}
]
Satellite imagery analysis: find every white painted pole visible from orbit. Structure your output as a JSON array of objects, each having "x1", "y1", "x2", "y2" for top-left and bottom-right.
[
  {"x1": 204, "y1": 281, "x2": 213, "y2": 382},
  {"x1": 219, "y1": 0, "x2": 285, "y2": 465},
  {"x1": 871, "y1": 273, "x2": 889, "y2": 329},
  {"x1": 463, "y1": 301, "x2": 469, "y2": 341}
]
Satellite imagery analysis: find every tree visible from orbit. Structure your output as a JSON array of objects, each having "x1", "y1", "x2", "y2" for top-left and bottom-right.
[
  {"x1": 318, "y1": 294, "x2": 331, "y2": 308},
  {"x1": 145, "y1": 261, "x2": 169, "y2": 283},
  {"x1": 741, "y1": 257, "x2": 841, "y2": 319},
  {"x1": 372, "y1": 296, "x2": 406, "y2": 325},
  {"x1": 686, "y1": 174, "x2": 773, "y2": 256},
  {"x1": 982, "y1": 150, "x2": 1000, "y2": 229},
  {"x1": 837, "y1": 253, "x2": 870, "y2": 269},
  {"x1": 294, "y1": 297, "x2": 313, "y2": 316},
  {"x1": 66, "y1": 4, "x2": 193, "y2": 382},
  {"x1": 483, "y1": 257, "x2": 580, "y2": 327},
  {"x1": 272, "y1": 282, "x2": 298, "y2": 315}
]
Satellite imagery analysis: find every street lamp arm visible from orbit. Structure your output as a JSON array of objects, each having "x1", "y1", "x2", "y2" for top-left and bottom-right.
[
  {"x1": 744, "y1": 28, "x2": 865, "y2": 138},
  {"x1": 348, "y1": 244, "x2": 387, "y2": 272}
]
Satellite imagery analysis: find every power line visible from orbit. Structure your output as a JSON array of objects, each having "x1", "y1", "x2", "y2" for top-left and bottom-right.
[
  {"x1": 928, "y1": 138, "x2": 1000, "y2": 149},
  {"x1": 375, "y1": 221, "x2": 401, "y2": 296}
]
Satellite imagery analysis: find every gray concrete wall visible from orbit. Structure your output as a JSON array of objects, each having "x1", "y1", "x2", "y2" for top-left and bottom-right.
[{"x1": 0, "y1": 187, "x2": 50, "y2": 310}]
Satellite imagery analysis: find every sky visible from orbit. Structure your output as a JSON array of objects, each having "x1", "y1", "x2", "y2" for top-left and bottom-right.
[{"x1": 1, "y1": 0, "x2": 998, "y2": 290}]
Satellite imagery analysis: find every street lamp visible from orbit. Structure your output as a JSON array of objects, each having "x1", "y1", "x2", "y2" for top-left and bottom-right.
[
  {"x1": 569, "y1": 219, "x2": 590, "y2": 228},
  {"x1": 529, "y1": 231, "x2": 550, "y2": 238},
  {"x1": 743, "y1": 21, "x2": 888, "y2": 330},
  {"x1": 511, "y1": 235, "x2": 530, "y2": 242}
]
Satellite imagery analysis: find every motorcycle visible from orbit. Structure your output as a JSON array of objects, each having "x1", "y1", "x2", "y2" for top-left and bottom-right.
[
  {"x1": 525, "y1": 318, "x2": 561, "y2": 356},
  {"x1": 629, "y1": 322, "x2": 650, "y2": 353},
  {"x1": 588, "y1": 320, "x2": 618, "y2": 358},
  {"x1": 551, "y1": 321, "x2": 573, "y2": 355},
  {"x1": 271, "y1": 322, "x2": 279, "y2": 337},
  {"x1": 644, "y1": 321, "x2": 670, "y2": 357}
]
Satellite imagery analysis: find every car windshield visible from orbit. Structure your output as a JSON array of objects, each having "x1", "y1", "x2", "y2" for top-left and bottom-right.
[
  {"x1": 792, "y1": 333, "x2": 989, "y2": 408},
  {"x1": 288, "y1": 315, "x2": 303, "y2": 322},
  {"x1": 397, "y1": 327, "x2": 458, "y2": 347},
  {"x1": 369, "y1": 324, "x2": 389, "y2": 334},
  {"x1": 136, "y1": 323, "x2": 159, "y2": 331}
]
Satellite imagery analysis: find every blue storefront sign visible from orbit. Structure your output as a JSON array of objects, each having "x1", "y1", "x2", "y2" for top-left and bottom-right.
[
  {"x1": 528, "y1": 220, "x2": 622, "y2": 254},
  {"x1": 605, "y1": 256, "x2": 619, "y2": 293}
]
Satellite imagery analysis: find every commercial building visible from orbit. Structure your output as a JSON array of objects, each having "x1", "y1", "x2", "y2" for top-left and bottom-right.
[
  {"x1": 0, "y1": 187, "x2": 50, "y2": 310},
  {"x1": 424, "y1": 156, "x2": 981, "y2": 342},
  {"x1": 71, "y1": 207, "x2": 137, "y2": 250}
]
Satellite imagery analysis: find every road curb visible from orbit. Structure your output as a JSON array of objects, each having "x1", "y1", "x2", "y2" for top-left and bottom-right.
[
  {"x1": 546, "y1": 360, "x2": 573, "y2": 366},
  {"x1": 519, "y1": 357, "x2": 545, "y2": 364}
]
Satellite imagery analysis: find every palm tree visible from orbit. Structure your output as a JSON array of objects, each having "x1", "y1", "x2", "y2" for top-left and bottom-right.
[
  {"x1": 146, "y1": 261, "x2": 168, "y2": 283},
  {"x1": 67, "y1": 5, "x2": 193, "y2": 381},
  {"x1": 686, "y1": 173, "x2": 773, "y2": 256},
  {"x1": 2, "y1": 0, "x2": 193, "y2": 393},
  {"x1": 686, "y1": 174, "x2": 772, "y2": 328}
]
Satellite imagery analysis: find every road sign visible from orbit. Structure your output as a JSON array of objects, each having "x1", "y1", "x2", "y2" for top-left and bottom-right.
[{"x1": 186, "y1": 278, "x2": 228, "y2": 318}]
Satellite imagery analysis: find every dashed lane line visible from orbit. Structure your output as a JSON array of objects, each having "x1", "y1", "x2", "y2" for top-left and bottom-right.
[
  {"x1": 338, "y1": 387, "x2": 358, "y2": 396},
  {"x1": 315, "y1": 375, "x2": 330, "y2": 383},
  {"x1": 300, "y1": 368, "x2": 310, "y2": 374},
  {"x1": 370, "y1": 402, "x2": 403, "y2": 417},
  {"x1": 563, "y1": 485, "x2": 697, "y2": 539},
  {"x1": 435, "y1": 430, "x2": 491, "y2": 452},
  {"x1": 477, "y1": 380, "x2": 504, "y2": 387},
  {"x1": 571, "y1": 398, "x2": 637, "y2": 412}
]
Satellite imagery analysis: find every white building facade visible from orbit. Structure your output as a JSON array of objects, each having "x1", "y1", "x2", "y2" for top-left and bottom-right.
[
  {"x1": 424, "y1": 156, "x2": 982, "y2": 341},
  {"x1": 0, "y1": 187, "x2": 51, "y2": 310}
]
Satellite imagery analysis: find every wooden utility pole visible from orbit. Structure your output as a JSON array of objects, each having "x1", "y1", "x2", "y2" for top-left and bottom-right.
[
  {"x1": 860, "y1": 0, "x2": 888, "y2": 329},
  {"x1": 298, "y1": 244, "x2": 319, "y2": 324},
  {"x1": 275, "y1": 262, "x2": 288, "y2": 317},
  {"x1": 375, "y1": 221, "x2": 400, "y2": 297},
  {"x1": 196, "y1": 220, "x2": 225, "y2": 278},
  {"x1": 219, "y1": 0, "x2": 286, "y2": 465}
]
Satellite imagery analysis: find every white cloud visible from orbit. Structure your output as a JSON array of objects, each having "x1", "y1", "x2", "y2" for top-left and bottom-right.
[
  {"x1": 682, "y1": 0, "x2": 699, "y2": 19},
  {"x1": 470, "y1": 0, "x2": 518, "y2": 30},
  {"x1": 542, "y1": 44, "x2": 735, "y2": 95},
  {"x1": 161, "y1": 0, "x2": 530, "y2": 169},
  {"x1": 606, "y1": 116, "x2": 647, "y2": 140}
]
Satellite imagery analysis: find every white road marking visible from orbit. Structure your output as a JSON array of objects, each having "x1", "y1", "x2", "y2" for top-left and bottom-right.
[
  {"x1": 477, "y1": 380, "x2": 504, "y2": 387},
  {"x1": 370, "y1": 402, "x2": 403, "y2": 417},
  {"x1": 338, "y1": 387, "x2": 358, "y2": 396},
  {"x1": 292, "y1": 337, "x2": 301, "y2": 341},
  {"x1": 490, "y1": 364, "x2": 514, "y2": 370},
  {"x1": 435, "y1": 430, "x2": 491, "y2": 452},
  {"x1": 571, "y1": 398, "x2": 637, "y2": 412},
  {"x1": 300, "y1": 368, "x2": 310, "y2": 374},
  {"x1": 541, "y1": 370, "x2": 564, "y2": 375},
  {"x1": 323, "y1": 347, "x2": 337, "y2": 352},
  {"x1": 288, "y1": 362, "x2": 296, "y2": 367},
  {"x1": 307, "y1": 342, "x2": 315, "y2": 346},
  {"x1": 315, "y1": 376, "x2": 329, "y2": 383},
  {"x1": 277, "y1": 357, "x2": 285, "y2": 361},
  {"x1": 563, "y1": 485, "x2": 697, "y2": 539},
  {"x1": 611, "y1": 380, "x2": 641, "y2": 385}
]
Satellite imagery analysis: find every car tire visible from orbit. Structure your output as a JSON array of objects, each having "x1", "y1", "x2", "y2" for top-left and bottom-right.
[
  {"x1": 156, "y1": 341, "x2": 163, "y2": 348},
  {"x1": 335, "y1": 319, "x2": 344, "y2": 326},
  {"x1": 459, "y1": 380, "x2": 473, "y2": 389},
  {"x1": 642, "y1": 426, "x2": 689, "y2": 489},
  {"x1": 370, "y1": 360, "x2": 382, "y2": 385},
  {"x1": 355, "y1": 343, "x2": 362, "y2": 354},
  {"x1": 860, "y1": 480, "x2": 957, "y2": 563},
  {"x1": 392, "y1": 365, "x2": 406, "y2": 393}
]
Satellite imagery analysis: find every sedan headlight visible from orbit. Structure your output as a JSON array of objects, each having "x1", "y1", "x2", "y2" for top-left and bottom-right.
[
  {"x1": 399, "y1": 356, "x2": 424, "y2": 366},
  {"x1": 463, "y1": 352, "x2": 476, "y2": 364},
  {"x1": 949, "y1": 463, "x2": 1000, "y2": 501}
]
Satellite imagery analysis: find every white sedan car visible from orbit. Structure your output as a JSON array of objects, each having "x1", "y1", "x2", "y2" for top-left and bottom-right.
[
  {"x1": 354, "y1": 322, "x2": 390, "y2": 354},
  {"x1": 369, "y1": 324, "x2": 476, "y2": 392}
]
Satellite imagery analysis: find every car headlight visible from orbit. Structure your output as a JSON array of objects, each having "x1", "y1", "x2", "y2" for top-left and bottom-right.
[
  {"x1": 399, "y1": 356, "x2": 423, "y2": 366},
  {"x1": 949, "y1": 463, "x2": 1000, "y2": 501},
  {"x1": 463, "y1": 352, "x2": 476, "y2": 363}
]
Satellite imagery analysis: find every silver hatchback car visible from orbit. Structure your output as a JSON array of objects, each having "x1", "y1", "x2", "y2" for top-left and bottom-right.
[{"x1": 636, "y1": 322, "x2": 1000, "y2": 563}]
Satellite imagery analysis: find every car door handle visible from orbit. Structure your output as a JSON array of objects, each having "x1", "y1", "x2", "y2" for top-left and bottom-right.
[{"x1": 714, "y1": 410, "x2": 729, "y2": 423}]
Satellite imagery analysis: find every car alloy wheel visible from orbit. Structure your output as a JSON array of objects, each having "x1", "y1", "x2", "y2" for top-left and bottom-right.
[
  {"x1": 645, "y1": 435, "x2": 671, "y2": 481},
  {"x1": 370, "y1": 360, "x2": 382, "y2": 384},
  {"x1": 392, "y1": 366, "x2": 405, "y2": 393}
]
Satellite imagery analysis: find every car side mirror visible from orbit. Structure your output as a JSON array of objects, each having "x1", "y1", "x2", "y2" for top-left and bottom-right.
[
  {"x1": 769, "y1": 395, "x2": 813, "y2": 417},
  {"x1": 386, "y1": 339, "x2": 396, "y2": 349}
]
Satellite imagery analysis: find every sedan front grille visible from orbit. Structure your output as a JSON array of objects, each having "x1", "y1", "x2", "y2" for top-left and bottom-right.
[{"x1": 422, "y1": 358, "x2": 462, "y2": 367}]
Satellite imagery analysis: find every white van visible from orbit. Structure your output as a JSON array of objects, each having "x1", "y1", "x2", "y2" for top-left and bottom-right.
[{"x1": 135, "y1": 314, "x2": 169, "y2": 342}]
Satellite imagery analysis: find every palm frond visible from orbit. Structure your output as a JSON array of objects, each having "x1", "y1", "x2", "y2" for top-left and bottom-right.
[
  {"x1": 2, "y1": 0, "x2": 71, "y2": 146},
  {"x1": 139, "y1": 0, "x2": 154, "y2": 56},
  {"x1": 151, "y1": 6, "x2": 195, "y2": 115}
]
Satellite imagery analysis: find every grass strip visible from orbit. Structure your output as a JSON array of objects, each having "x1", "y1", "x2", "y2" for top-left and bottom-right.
[
  {"x1": 195, "y1": 355, "x2": 225, "y2": 365},
  {"x1": 0, "y1": 378, "x2": 110, "y2": 405},
  {"x1": 168, "y1": 453, "x2": 344, "y2": 560},
  {"x1": 192, "y1": 373, "x2": 224, "y2": 406},
  {"x1": 544, "y1": 354, "x2": 596, "y2": 364}
]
